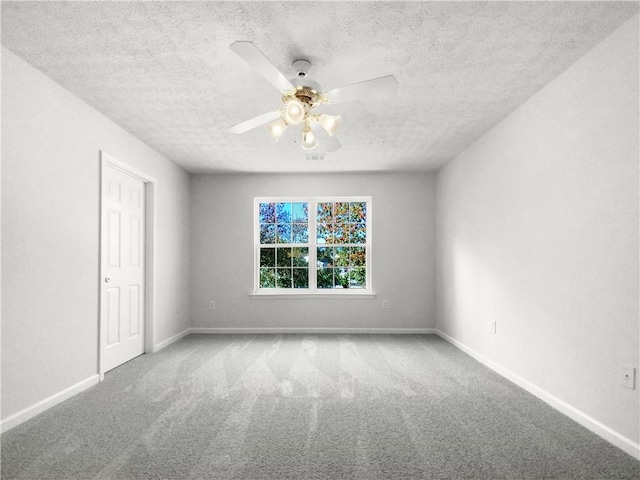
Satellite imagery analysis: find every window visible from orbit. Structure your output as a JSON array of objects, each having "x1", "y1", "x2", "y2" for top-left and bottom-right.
[{"x1": 254, "y1": 197, "x2": 372, "y2": 295}]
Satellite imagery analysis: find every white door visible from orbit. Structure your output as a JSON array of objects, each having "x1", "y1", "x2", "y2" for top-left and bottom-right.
[{"x1": 101, "y1": 164, "x2": 146, "y2": 373}]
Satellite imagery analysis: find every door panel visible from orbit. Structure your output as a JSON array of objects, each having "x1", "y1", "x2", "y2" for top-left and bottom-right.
[
  {"x1": 128, "y1": 285, "x2": 140, "y2": 337},
  {"x1": 107, "y1": 210, "x2": 121, "y2": 267},
  {"x1": 101, "y1": 164, "x2": 145, "y2": 372},
  {"x1": 129, "y1": 215, "x2": 141, "y2": 267},
  {"x1": 106, "y1": 287, "x2": 120, "y2": 346}
]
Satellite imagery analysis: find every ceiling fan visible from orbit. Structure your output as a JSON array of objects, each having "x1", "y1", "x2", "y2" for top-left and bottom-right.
[{"x1": 228, "y1": 41, "x2": 398, "y2": 152}]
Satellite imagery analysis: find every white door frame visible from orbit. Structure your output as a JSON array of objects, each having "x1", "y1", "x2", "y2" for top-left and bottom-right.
[{"x1": 99, "y1": 151, "x2": 157, "y2": 380}]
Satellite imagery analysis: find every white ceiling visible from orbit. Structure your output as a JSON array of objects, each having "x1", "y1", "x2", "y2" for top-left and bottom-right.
[{"x1": 2, "y1": 1, "x2": 637, "y2": 174}]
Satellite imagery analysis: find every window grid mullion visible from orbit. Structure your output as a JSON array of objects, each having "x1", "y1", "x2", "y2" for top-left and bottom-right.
[{"x1": 309, "y1": 200, "x2": 318, "y2": 292}]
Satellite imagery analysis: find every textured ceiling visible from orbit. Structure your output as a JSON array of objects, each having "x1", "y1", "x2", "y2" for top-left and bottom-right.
[{"x1": 2, "y1": 1, "x2": 637, "y2": 173}]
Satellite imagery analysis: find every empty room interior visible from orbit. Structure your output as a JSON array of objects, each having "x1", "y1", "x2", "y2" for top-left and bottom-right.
[{"x1": 1, "y1": 1, "x2": 639, "y2": 479}]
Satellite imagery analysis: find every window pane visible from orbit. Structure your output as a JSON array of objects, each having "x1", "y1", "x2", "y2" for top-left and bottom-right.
[
  {"x1": 350, "y1": 247, "x2": 366, "y2": 266},
  {"x1": 317, "y1": 203, "x2": 333, "y2": 223},
  {"x1": 335, "y1": 202, "x2": 349, "y2": 224},
  {"x1": 317, "y1": 247, "x2": 333, "y2": 268},
  {"x1": 333, "y1": 225, "x2": 348, "y2": 244},
  {"x1": 260, "y1": 268, "x2": 276, "y2": 288},
  {"x1": 350, "y1": 267, "x2": 366, "y2": 288},
  {"x1": 291, "y1": 247, "x2": 309, "y2": 267},
  {"x1": 317, "y1": 223, "x2": 334, "y2": 244},
  {"x1": 260, "y1": 248, "x2": 275, "y2": 268},
  {"x1": 276, "y1": 203, "x2": 292, "y2": 223},
  {"x1": 259, "y1": 203, "x2": 276, "y2": 224},
  {"x1": 293, "y1": 268, "x2": 308, "y2": 288},
  {"x1": 334, "y1": 247, "x2": 349, "y2": 267},
  {"x1": 276, "y1": 247, "x2": 291, "y2": 267},
  {"x1": 292, "y1": 203, "x2": 308, "y2": 223},
  {"x1": 335, "y1": 268, "x2": 349, "y2": 288},
  {"x1": 292, "y1": 224, "x2": 308, "y2": 243},
  {"x1": 276, "y1": 224, "x2": 292, "y2": 243},
  {"x1": 350, "y1": 223, "x2": 366, "y2": 244},
  {"x1": 317, "y1": 268, "x2": 333, "y2": 289},
  {"x1": 349, "y1": 202, "x2": 366, "y2": 223},
  {"x1": 260, "y1": 224, "x2": 276, "y2": 244},
  {"x1": 276, "y1": 268, "x2": 292, "y2": 288}
]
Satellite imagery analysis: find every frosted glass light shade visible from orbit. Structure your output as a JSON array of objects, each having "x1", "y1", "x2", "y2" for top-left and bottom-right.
[
  {"x1": 301, "y1": 126, "x2": 318, "y2": 150},
  {"x1": 268, "y1": 118, "x2": 288, "y2": 140},
  {"x1": 283, "y1": 99, "x2": 305, "y2": 125},
  {"x1": 317, "y1": 114, "x2": 341, "y2": 136}
]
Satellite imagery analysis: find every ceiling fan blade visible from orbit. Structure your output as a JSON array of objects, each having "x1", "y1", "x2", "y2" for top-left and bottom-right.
[
  {"x1": 311, "y1": 123, "x2": 342, "y2": 152},
  {"x1": 228, "y1": 110, "x2": 281, "y2": 134},
  {"x1": 230, "y1": 41, "x2": 294, "y2": 92},
  {"x1": 325, "y1": 75, "x2": 398, "y2": 104},
  {"x1": 322, "y1": 135, "x2": 342, "y2": 153}
]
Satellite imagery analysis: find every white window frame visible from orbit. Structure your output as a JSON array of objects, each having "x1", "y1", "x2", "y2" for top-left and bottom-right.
[{"x1": 252, "y1": 196, "x2": 374, "y2": 297}]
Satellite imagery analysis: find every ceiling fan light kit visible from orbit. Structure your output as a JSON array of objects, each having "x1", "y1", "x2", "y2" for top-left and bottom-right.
[
  {"x1": 317, "y1": 113, "x2": 341, "y2": 136},
  {"x1": 301, "y1": 124, "x2": 318, "y2": 150},
  {"x1": 268, "y1": 118, "x2": 288, "y2": 140},
  {"x1": 282, "y1": 97, "x2": 306, "y2": 125},
  {"x1": 228, "y1": 41, "x2": 398, "y2": 153}
]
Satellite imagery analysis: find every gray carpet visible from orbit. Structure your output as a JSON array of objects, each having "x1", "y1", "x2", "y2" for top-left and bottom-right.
[{"x1": 1, "y1": 334, "x2": 638, "y2": 479}]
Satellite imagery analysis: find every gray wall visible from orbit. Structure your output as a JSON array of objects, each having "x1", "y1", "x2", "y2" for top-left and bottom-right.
[
  {"x1": 436, "y1": 16, "x2": 639, "y2": 447},
  {"x1": 1, "y1": 48, "x2": 191, "y2": 421},
  {"x1": 190, "y1": 173, "x2": 436, "y2": 331}
]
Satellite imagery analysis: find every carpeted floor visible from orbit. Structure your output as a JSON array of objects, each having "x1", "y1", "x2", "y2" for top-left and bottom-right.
[{"x1": 1, "y1": 334, "x2": 638, "y2": 479}]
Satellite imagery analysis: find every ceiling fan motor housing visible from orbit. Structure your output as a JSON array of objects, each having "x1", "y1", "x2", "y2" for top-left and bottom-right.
[{"x1": 289, "y1": 60, "x2": 323, "y2": 109}]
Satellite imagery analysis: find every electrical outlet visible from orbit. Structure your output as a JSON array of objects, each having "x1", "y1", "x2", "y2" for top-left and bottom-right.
[
  {"x1": 382, "y1": 300, "x2": 389, "y2": 309},
  {"x1": 621, "y1": 366, "x2": 636, "y2": 389},
  {"x1": 491, "y1": 321, "x2": 497, "y2": 334},
  {"x1": 209, "y1": 301, "x2": 216, "y2": 310}
]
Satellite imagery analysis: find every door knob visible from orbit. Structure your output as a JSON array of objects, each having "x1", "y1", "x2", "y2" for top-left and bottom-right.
[{"x1": 105, "y1": 277, "x2": 110, "y2": 283}]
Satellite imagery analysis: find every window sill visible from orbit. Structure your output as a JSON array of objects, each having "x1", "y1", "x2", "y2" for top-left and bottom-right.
[{"x1": 250, "y1": 291, "x2": 376, "y2": 299}]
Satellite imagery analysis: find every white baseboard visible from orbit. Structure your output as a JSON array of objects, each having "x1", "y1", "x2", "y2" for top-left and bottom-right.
[
  {"x1": 154, "y1": 328, "x2": 191, "y2": 352},
  {"x1": 189, "y1": 327, "x2": 437, "y2": 335},
  {"x1": 435, "y1": 329, "x2": 640, "y2": 460},
  {"x1": 1, "y1": 374, "x2": 100, "y2": 433}
]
